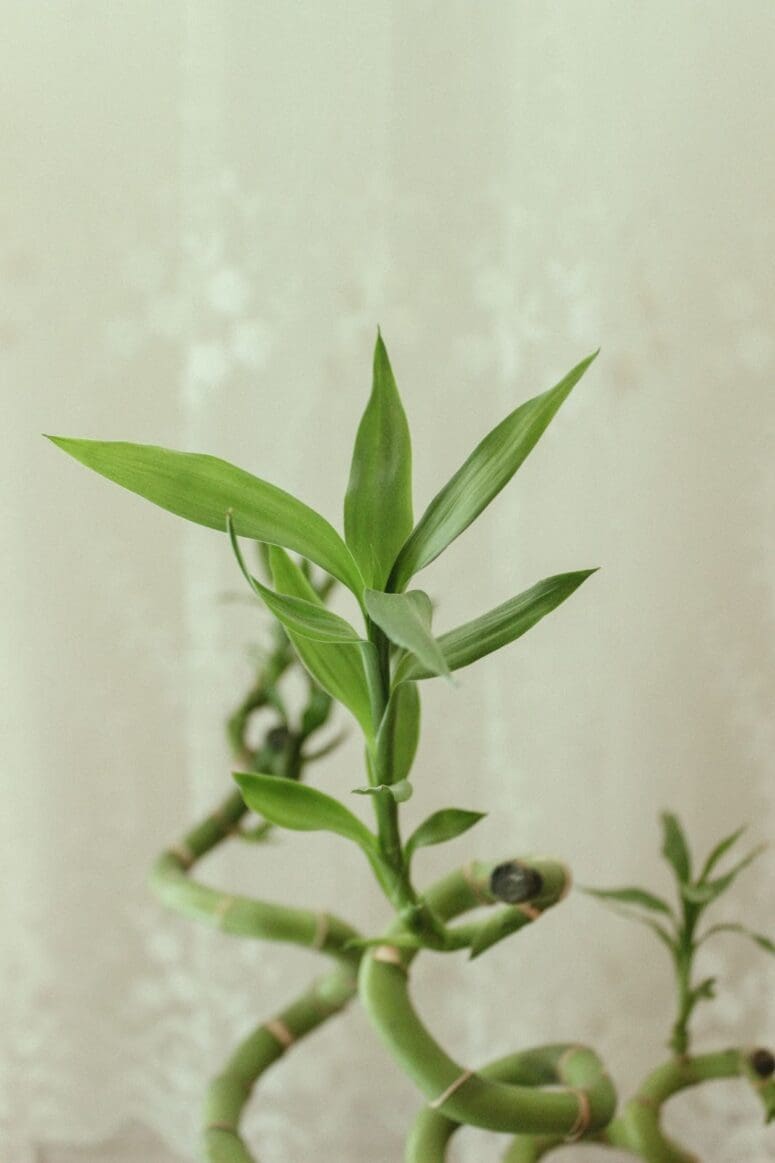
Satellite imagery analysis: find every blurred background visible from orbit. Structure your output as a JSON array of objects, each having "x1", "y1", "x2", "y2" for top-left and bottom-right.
[{"x1": 2, "y1": 3, "x2": 774, "y2": 1161}]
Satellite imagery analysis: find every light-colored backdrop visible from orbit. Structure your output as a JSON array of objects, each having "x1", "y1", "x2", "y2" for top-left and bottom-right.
[{"x1": 2, "y1": 3, "x2": 773, "y2": 1161}]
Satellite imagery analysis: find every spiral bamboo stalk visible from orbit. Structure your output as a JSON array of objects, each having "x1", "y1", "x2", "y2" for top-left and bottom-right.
[
  {"x1": 149, "y1": 787, "x2": 361, "y2": 1162},
  {"x1": 148, "y1": 635, "x2": 363, "y2": 1162},
  {"x1": 406, "y1": 1044, "x2": 610, "y2": 1163},
  {"x1": 360, "y1": 858, "x2": 617, "y2": 1138},
  {"x1": 495, "y1": 1048, "x2": 775, "y2": 1162}
]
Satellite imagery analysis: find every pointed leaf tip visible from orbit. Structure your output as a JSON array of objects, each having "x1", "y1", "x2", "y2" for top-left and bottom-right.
[
  {"x1": 233, "y1": 770, "x2": 376, "y2": 853},
  {"x1": 394, "y1": 568, "x2": 597, "y2": 683},
  {"x1": 46, "y1": 435, "x2": 364, "y2": 595},
  {"x1": 227, "y1": 514, "x2": 362, "y2": 645},
  {"x1": 660, "y1": 811, "x2": 692, "y2": 885},
  {"x1": 344, "y1": 334, "x2": 413, "y2": 589},
  {"x1": 389, "y1": 353, "x2": 599, "y2": 589}
]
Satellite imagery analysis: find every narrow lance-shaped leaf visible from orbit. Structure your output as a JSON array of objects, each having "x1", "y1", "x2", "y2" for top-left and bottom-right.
[
  {"x1": 583, "y1": 892, "x2": 678, "y2": 956},
  {"x1": 581, "y1": 886, "x2": 675, "y2": 917},
  {"x1": 699, "y1": 923, "x2": 775, "y2": 955},
  {"x1": 698, "y1": 824, "x2": 747, "y2": 883},
  {"x1": 234, "y1": 771, "x2": 376, "y2": 855},
  {"x1": 47, "y1": 437, "x2": 364, "y2": 596},
  {"x1": 682, "y1": 844, "x2": 767, "y2": 906},
  {"x1": 344, "y1": 332, "x2": 413, "y2": 589},
  {"x1": 661, "y1": 812, "x2": 692, "y2": 886},
  {"x1": 389, "y1": 352, "x2": 598, "y2": 591},
  {"x1": 405, "y1": 808, "x2": 486, "y2": 863},
  {"x1": 394, "y1": 569, "x2": 596, "y2": 683},
  {"x1": 375, "y1": 682, "x2": 420, "y2": 785},
  {"x1": 268, "y1": 546, "x2": 376, "y2": 739},
  {"x1": 364, "y1": 588, "x2": 450, "y2": 680},
  {"x1": 227, "y1": 515, "x2": 361, "y2": 644}
]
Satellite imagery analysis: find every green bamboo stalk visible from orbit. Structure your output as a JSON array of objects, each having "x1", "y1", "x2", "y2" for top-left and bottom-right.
[
  {"x1": 149, "y1": 789, "x2": 362, "y2": 1162},
  {"x1": 498, "y1": 1048, "x2": 775, "y2": 1162},
  {"x1": 149, "y1": 798, "x2": 360, "y2": 956},
  {"x1": 406, "y1": 1044, "x2": 611, "y2": 1163},
  {"x1": 603, "y1": 1049, "x2": 775, "y2": 1161},
  {"x1": 146, "y1": 631, "x2": 363, "y2": 1162},
  {"x1": 203, "y1": 967, "x2": 358, "y2": 1163},
  {"x1": 360, "y1": 857, "x2": 617, "y2": 1137}
]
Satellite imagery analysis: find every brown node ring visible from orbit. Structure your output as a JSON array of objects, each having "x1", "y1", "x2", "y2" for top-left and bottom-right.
[{"x1": 565, "y1": 1088, "x2": 591, "y2": 1142}]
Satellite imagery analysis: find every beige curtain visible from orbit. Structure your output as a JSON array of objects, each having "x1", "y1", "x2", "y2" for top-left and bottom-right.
[{"x1": 2, "y1": 3, "x2": 774, "y2": 1160}]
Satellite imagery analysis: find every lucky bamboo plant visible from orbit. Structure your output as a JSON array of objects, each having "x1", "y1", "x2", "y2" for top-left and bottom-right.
[{"x1": 49, "y1": 335, "x2": 774, "y2": 1161}]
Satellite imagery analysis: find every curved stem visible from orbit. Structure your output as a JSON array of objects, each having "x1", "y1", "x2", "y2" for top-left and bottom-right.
[
  {"x1": 150, "y1": 633, "x2": 362, "y2": 1163},
  {"x1": 605, "y1": 1050, "x2": 775, "y2": 1161},
  {"x1": 149, "y1": 788, "x2": 362, "y2": 1162},
  {"x1": 502, "y1": 1049, "x2": 775, "y2": 1162},
  {"x1": 407, "y1": 1045, "x2": 610, "y2": 1163},
  {"x1": 360, "y1": 858, "x2": 616, "y2": 1137},
  {"x1": 203, "y1": 966, "x2": 357, "y2": 1163}
]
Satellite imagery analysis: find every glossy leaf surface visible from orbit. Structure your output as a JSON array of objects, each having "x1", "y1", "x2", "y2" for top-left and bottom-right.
[
  {"x1": 375, "y1": 682, "x2": 420, "y2": 785},
  {"x1": 344, "y1": 333, "x2": 413, "y2": 589},
  {"x1": 394, "y1": 570, "x2": 595, "y2": 682},
  {"x1": 389, "y1": 352, "x2": 598, "y2": 590},
  {"x1": 234, "y1": 771, "x2": 375, "y2": 852},
  {"x1": 228, "y1": 516, "x2": 361, "y2": 643},
  {"x1": 405, "y1": 808, "x2": 485, "y2": 862},
  {"x1": 364, "y1": 588, "x2": 450, "y2": 680},
  {"x1": 269, "y1": 547, "x2": 375, "y2": 737},
  {"x1": 48, "y1": 436, "x2": 364, "y2": 594}
]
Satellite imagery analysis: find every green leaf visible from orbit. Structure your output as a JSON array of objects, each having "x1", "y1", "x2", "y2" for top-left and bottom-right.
[
  {"x1": 364, "y1": 589, "x2": 450, "y2": 680},
  {"x1": 47, "y1": 436, "x2": 364, "y2": 595},
  {"x1": 584, "y1": 894, "x2": 677, "y2": 955},
  {"x1": 698, "y1": 825, "x2": 747, "y2": 883},
  {"x1": 300, "y1": 688, "x2": 334, "y2": 736},
  {"x1": 699, "y1": 923, "x2": 775, "y2": 954},
  {"x1": 688, "y1": 977, "x2": 717, "y2": 1005},
  {"x1": 682, "y1": 845, "x2": 766, "y2": 906},
  {"x1": 375, "y1": 682, "x2": 421, "y2": 785},
  {"x1": 344, "y1": 332, "x2": 413, "y2": 589},
  {"x1": 352, "y1": 780, "x2": 414, "y2": 803},
  {"x1": 234, "y1": 771, "x2": 376, "y2": 853},
  {"x1": 581, "y1": 886, "x2": 675, "y2": 917},
  {"x1": 405, "y1": 808, "x2": 486, "y2": 863},
  {"x1": 394, "y1": 570, "x2": 596, "y2": 682},
  {"x1": 228, "y1": 515, "x2": 362, "y2": 644},
  {"x1": 389, "y1": 352, "x2": 598, "y2": 590},
  {"x1": 268, "y1": 546, "x2": 375, "y2": 738},
  {"x1": 661, "y1": 812, "x2": 692, "y2": 886}
]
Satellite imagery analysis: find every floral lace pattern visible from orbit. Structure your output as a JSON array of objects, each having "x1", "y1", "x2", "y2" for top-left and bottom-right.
[{"x1": 3, "y1": 5, "x2": 774, "y2": 1161}]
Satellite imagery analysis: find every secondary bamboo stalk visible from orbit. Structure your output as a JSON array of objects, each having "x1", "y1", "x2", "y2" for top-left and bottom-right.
[
  {"x1": 149, "y1": 788, "x2": 362, "y2": 1162},
  {"x1": 203, "y1": 967, "x2": 358, "y2": 1163},
  {"x1": 499, "y1": 1048, "x2": 775, "y2": 1161}
]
